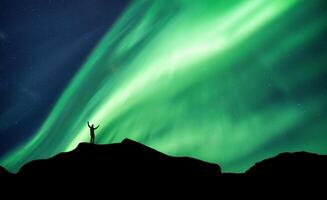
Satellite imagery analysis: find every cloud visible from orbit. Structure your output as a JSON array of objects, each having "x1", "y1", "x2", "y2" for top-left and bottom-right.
[{"x1": 0, "y1": 31, "x2": 7, "y2": 41}]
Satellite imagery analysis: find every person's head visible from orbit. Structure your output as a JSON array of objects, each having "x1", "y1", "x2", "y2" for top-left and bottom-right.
[{"x1": 91, "y1": 124, "x2": 94, "y2": 128}]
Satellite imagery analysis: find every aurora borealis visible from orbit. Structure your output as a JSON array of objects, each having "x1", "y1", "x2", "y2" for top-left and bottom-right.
[{"x1": 1, "y1": 0, "x2": 327, "y2": 173}]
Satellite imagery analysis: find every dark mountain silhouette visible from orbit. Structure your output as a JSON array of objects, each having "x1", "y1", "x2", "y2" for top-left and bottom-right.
[
  {"x1": 0, "y1": 166, "x2": 12, "y2": 178},
  {"x1": 14, "y1": 139, "x2": 221, "y2": 181},
  {"x1": 246, "y1": 151, "x2": 327, "y2": 177},
  {"x1": 0, "y1": 139, "x2": 326, "y2": 183}
]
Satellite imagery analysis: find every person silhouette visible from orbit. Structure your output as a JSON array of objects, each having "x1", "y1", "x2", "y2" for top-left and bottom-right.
[{"x1": 87, "y1": 121, "x2": 99, "y2": 144}]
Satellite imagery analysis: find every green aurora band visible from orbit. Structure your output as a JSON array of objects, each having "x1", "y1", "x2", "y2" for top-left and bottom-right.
[{"x1": 2, "y1": 0, "x2": 327, "y2": 172}]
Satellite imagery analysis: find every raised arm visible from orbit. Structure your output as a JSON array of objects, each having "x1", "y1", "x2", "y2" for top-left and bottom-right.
[
  {"x1": 87, "y1": 121, "x2": 91, "y2": 128},
  {"x1": 94, "y1": 125, "x2": 99, "y2": 130}
]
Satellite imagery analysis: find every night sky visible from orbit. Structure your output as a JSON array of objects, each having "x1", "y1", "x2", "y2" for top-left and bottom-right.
[
  {"x1": 1, "y1": 0, "x2": 327, "y2": 173},
  {"x1": 0, "y1": 0, "x2": 129, "y2": 154}
]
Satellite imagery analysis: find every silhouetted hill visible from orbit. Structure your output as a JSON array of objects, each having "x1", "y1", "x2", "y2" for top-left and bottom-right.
[
  {"x1": 246, "y1": 151, "x2": 327, "y2": 177},
  {"x1": 16, "y1": 139, "x2": 221, "y2": 181},
  {"x1": 0, "y1": 166, "x2": 11, "y2": 178},
  {"x1": 0, "y1": 139, "x2": 326, "y2": 184}
]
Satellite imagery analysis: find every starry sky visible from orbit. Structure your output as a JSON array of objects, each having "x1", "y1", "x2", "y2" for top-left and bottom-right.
[
  {"x1": 0, "y1": 0, "x2": 129, "y2": 155},
  {"x1": 1, "y1": 0, "x2": 327, "y2": 173}
]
